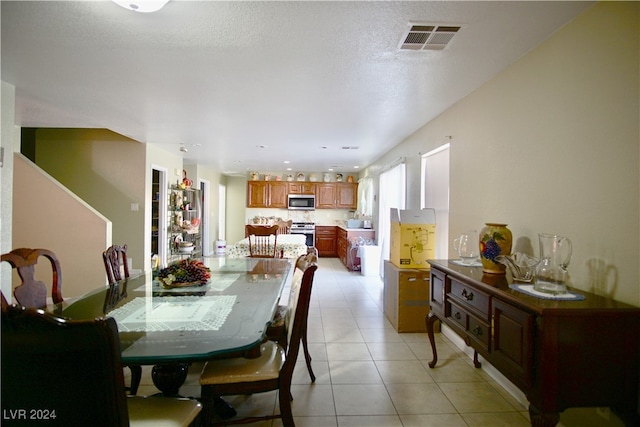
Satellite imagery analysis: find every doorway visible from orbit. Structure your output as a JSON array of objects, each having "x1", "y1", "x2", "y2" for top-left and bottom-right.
[
  {"x1": 199, "y1": 179, "x2": 211, "y2": 256},
  {"x1": 151, "y1": 166, "x2": 168, "y2": 267}
]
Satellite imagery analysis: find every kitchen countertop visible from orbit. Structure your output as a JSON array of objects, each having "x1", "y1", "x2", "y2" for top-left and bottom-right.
[{"x1": 316, "y1": 222, "x2": 375, "y2": 232}]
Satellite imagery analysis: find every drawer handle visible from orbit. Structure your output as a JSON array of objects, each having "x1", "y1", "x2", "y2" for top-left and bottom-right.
[
  {"x1": 454, "y1": 312, "x2": 461, "y2": 320},
  {"x1": 461, "y1": 289, "x2": 474, "y2": 301},
  {"x1": 472, "y1": 326, "x2": 483, "y2": 336},
  {"x1": 408, "y1": 277, "x2": 417, "y2": 282}
]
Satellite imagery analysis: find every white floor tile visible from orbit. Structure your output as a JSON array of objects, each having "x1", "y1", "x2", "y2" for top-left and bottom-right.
[{"x1": 129, "y1": 258, "x2": 628, "y2": 426}]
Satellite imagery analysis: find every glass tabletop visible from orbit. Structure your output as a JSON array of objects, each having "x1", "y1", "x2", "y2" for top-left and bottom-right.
[{"x1": 58, "y1": 257, "x2": 293, "y2": 365}]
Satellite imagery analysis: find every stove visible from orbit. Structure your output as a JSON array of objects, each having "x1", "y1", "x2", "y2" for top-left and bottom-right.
[
  {"x1": 290, "y1": 222, "x2": 315, "y2": 231},
  {"x1": 290, "y1": 222, "x2": 315, "y2": 246}
]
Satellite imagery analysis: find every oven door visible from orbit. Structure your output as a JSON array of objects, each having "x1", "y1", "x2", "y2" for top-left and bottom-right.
[{"x1": 291, "y1": 230, "x2": 315, "y2": 247}]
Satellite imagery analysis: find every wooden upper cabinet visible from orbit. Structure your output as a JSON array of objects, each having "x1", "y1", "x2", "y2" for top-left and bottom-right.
[
  {"x1": 247, "y1": 181, "x2": 288, "y2": 208},
  {"x1": 336, "y1": 183, "x2": 357, "y2": 210},
  {"x1": 248, "y1": 180, "x2": 357, "y2": 209},
  {"x1": 288, "y1": 182, "x2": 316, "y2": 194},
  {"x1": 268, "y1": 181, "x2": 288, "y2": 208},
  {"x1": 247, "y1": 181, "x2": 269, "y2": 207},
  {"x1": 315, "y1": 183, "x2": 337, "y2": 209}
]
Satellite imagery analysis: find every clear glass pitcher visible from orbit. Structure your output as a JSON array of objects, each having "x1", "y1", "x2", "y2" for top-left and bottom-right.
[
  {"x1": 534, "y1": 233, "x2": 572, "y2": 294},
  {"x1": 453, "y1": 230, "x2": 479, "y2": 265}
]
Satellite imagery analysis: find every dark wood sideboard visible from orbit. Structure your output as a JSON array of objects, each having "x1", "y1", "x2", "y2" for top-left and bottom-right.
[{"x1": 426, "y1": 260, "x2": 640, "y2": 427}]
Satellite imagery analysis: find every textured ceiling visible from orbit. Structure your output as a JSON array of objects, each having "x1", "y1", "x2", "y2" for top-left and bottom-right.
[{"x1": 1, "y1": 1, "x2": 593, "y2": 175}]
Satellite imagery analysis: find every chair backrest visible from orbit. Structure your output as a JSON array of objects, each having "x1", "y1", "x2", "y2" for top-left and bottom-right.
[
  {"x1": 1, "y1": 305, "x2": 130, "y2": 426},
  {"x1": 277, "y1": 219, "x2": 293, "y2": 235},
  {"x1": 281, "y1": 256, "x2": 317, "y2": 377},
  {"x1": 246, "y1": 224, "x2": 280, "y2": 258},
  {"x1": 1, "y1": 248, "x2": 63, "y2": 308},
  {"x1": 103, "y1": 244, "x2": 130, "y2": 285}
]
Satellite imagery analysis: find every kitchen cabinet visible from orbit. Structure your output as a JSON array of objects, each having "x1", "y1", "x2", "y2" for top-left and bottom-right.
[
  {"x1": 247, "y1": 181, "x2": 288, "y2": 208},
  {"x1": 315, "y1": 226, "x2": 337, "y2": 257},
  {"x1": 268, "y1": 181, "x2": 288, "y2": 208},
  {"x1": 336, "y1": 227, "x2": 375, "y2": 271},
  {"x1": 315, "y1": 183, "x2": 336, "y2": 209},
  {"x1": 335, "y1": 183, "x2": 358, "y2": 209},
  {"x1": 315, "y1": 182, "x2": 358, "y2": 209},
  {"x1": 288, "y1": 182, "x2": 315, "y2": 194},
  {"x1": 247, "y1": 181, "x2": 357, "y2": 210},
  {"x1": 247, "y1": 181, "x2": 268, "y2": 207},
  {"x1": 337, "y1": 227, "x2": 347, "y2": 265},
  {"x1": 426, "y1": 260, "x2": 640, "y2": 427},
  {"x1": 383, "y1": 261, "x2": 430, "y2": 332},
  {"x1": 168, "y1": 186, "x2": 202, "y2": 263}
]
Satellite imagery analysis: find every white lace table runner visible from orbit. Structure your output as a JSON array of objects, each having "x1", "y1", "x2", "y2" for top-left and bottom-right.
[{"x1": 108, "y1": 295, "x2": 237, "y2": 332}]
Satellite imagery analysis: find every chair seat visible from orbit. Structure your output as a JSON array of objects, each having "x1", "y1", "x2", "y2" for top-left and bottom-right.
[
  {"x1": 200, "y1": 341, "x2": 284, "y2": 385},
  {"x1": 127, "y1": 396, "x2": 202, "y2": 427}
]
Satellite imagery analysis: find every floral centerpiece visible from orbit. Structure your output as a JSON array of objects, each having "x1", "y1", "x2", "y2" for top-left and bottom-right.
[{"x1": 157, "y1": 259, "x2": 211, "y2": 288}]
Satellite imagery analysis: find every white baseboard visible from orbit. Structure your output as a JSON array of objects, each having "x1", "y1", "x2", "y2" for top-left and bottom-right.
[{"x1": 440, "y1": 324, "x2": 529, "y2": 409}]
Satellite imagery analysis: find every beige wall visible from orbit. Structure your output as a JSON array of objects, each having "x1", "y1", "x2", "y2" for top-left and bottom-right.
[
  {"x1": 0, "y1": 82, "x2": 16, "y2": 299},
  {"x1": 35, "y1": 129, "x2": 147, "y2": 271},
  {"x1": 364, "y1": 2, "x2": 639, "y2": 305},
  {"x1": 12, "y1": 154, "x2": 110, "y2": 298},
  {"x1": 226, "y1": 176, "x2": 249, "y2": 245}
]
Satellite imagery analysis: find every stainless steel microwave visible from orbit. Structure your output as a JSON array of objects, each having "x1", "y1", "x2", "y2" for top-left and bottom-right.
[{"x1": 287, "y1": 194, "x2": 315, "y2": 210}]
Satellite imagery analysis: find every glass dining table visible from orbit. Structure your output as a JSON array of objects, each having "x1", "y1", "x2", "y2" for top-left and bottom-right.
[{"x1": 52, "y1": 257, "x2": 293, "y2": 396}]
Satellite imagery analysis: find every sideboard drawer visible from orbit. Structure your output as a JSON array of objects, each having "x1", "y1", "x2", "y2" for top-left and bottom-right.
[
  {"x1": 448, "y1": 300, "x2": 490, "y2": 352},
  {"x1": 448, "y1": 300, "x2": 468, "y2": 331},
  {"x1": 449, "y1": 278, "x2": 490, "y2": 320}
]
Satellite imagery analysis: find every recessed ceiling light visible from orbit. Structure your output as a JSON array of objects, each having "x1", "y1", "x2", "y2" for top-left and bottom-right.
[
  {"x1": 112, "y1": 0, "x2": 169, "y2": 13},
  {"x1": 354, "y1": 166, "x2": 360, "y2": 169},
  {"x1": 328, "y1": 168, "x2": 334, "y2": 171},
  {"x1": 286, "y1": 167, "x2": 292, "y2": 171},
  {"x1": 284, "y1": 160, "x2": 290, "y2": 164}
]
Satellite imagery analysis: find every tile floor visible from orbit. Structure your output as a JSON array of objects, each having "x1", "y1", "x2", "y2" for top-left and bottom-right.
[{"x1": 129, "y1": 257, "x2": 626, "y2": 427}]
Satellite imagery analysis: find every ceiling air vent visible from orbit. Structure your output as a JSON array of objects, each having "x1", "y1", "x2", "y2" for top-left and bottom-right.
[{"x1": 399, "y1": 24, "x2": 460, "y2": 51}]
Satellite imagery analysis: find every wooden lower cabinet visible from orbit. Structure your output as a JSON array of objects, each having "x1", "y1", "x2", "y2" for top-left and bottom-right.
[
  {"x1": 426, "y1": 260, "x2": 640, "y2": 427},
  {"x1": 315, "y1": 226, "x2": 337, "y2": 257},
  {"x1": 337, "y1": 228, "x2": 347, "y2": 265},
  {"x1": 336, "y1": 228, "x2": 375, "y2": 271}
]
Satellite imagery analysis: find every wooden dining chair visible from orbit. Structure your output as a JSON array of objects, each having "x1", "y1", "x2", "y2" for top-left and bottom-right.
[
  {"x1": 1, "y1": 304, "x2": 202, "y2": 427},
  {"x1": 277, "y1": 219, "x2": 293, "y2": 235},
  {"x1": 266, "y1": 248, "x2": 318, "y2": 382},
  {"x1": 103, "y1": 244, "x2": 130, "y2": 285},
  {"x1": 199, "y1": 258, "x2": 318, "y2": 426},
  {"x1": 102, "y1": 244, "x2": 142, "y2": 395},
  {"x1": 1, "y1": 248, "x2": 63, "y2": 309},
  {"x1": 246, "y1": 224, "x2": 280, "y2": 258}
]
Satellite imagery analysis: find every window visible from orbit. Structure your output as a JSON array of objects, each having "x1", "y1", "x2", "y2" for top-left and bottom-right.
[
  {"x1": 357, "y1": 177, "x2": 373, "y2": 217},
  {"x1": 378, "y1": 161, "x2": 406, "y2": 276},
  {"x1": 421, "y1": 143, "x2": 450, "y2": 259}
]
